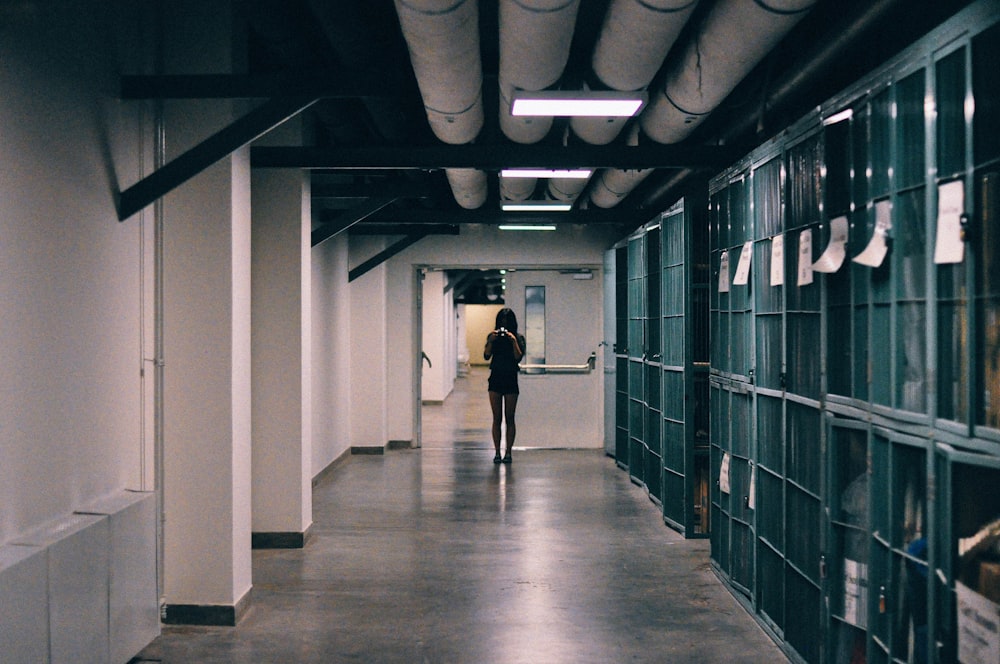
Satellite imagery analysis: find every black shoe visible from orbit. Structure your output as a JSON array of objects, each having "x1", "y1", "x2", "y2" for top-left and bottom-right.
[
  {"x1": 501, "y1": 453, "x2": 511, "y2": 464},
  {"x1": 493, "y1": 453, "x2": 502, "y2": 463}
]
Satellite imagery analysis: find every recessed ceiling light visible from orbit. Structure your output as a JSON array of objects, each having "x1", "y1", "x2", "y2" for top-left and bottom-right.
[
  {"x1": 501, "y1": 168, "x2": 593, "y2": 179},
  {"x1": 500, "y1": 202, "x2": 573, "y2": 212},
  {"x1": 511, "y1": 90, "x2": 647, "y2": 117},
  {"x1": 498, "y1": 224, "x2": 558, "y2": 231}
]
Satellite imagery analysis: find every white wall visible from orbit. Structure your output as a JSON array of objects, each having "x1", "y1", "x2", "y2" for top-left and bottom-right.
[
  {"x1": 379, "y1": 224, "x2": 619, "y2": 448},
  {"x1": 0, "y1": 0, "x2": 148, "y2": 545},
  {"x1": 312, "y1": 234, "x2": 352, "y2": 474},
  {"x1": 349, "y1": 236, "x2": 389, "y2": 448},
  {"x1": 161, "y1": 0, "x2": 252, "y2": 610},
  {"x1": 505, "y1": 269, "x2": 606, "y2": 448},
  {"x1": 251, "y1": 168, "x2": 312, "y2": 534},
  {"x1": 421, "y1": 271, "x2": 456, "y2": 403},
  {"x1": 467, "y1": 304, "x2": 506, "y2": 366}
]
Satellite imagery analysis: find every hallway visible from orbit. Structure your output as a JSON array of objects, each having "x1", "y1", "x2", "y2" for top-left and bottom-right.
[{"x1": 135, "y1": 368, "x2": 785, "y2": 663}]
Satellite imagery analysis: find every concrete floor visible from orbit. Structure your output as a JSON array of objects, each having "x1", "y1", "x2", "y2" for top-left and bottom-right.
[{"x1": 135, "y1": 368, "x2": 786, "y2": 663}]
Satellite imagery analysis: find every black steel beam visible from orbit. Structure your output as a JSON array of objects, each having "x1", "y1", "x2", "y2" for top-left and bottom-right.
[
  {"x1": 311, "y1": 181, "x2": 433, "y2": 200},
  {"x1": 348, "y1": 224, "x2": 459, "y2": 236},
  {"x1": 251, "y1": 143, "x2": 739, "y2": 171},
  {"x1": 120, "y1": 72, "x2": 389, "y2": 100},
  {"x1": 118, "y1": 96, "x2": 319, "y2": 221},
  {"x1": 349, "y1": 234, "x2": 427, "y2": 282},
  {"x1": 318, "y1": 207, "x2": 643, "y2": 226},
  {"x1": 311, "y1": 197, "x2": 398, "y2": 247}
]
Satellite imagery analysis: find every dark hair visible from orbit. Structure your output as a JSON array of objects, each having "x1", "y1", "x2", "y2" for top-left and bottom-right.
[{"x1": 494, "y1": 307, "x2": 518, "y2": 334}]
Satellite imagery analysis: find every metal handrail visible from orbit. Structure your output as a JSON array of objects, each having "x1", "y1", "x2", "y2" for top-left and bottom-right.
[{"x1": 520, "y1": 352, "x2": 597, "y2": 374}]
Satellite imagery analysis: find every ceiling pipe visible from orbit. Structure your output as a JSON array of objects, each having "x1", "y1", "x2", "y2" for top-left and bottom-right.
[
  {"x1": 394, "y1": 0, "x2": 488, "y2": 208},
  {"x1": 551, "y1": 0, "x2": 698, "y2": 206},
  {"x1": 497, "y1": 0, "x2": 581, "y2": 205},
  {"x1": 446, "y1": 168, "x2": 489, "y2": 209},
  {"x1": 570, "y1": 0, "x2": 699, "y2": 146},
  {"x1": 498, "y1": 0, "x2": 581, "y2": 144},
  {"x1": 641, "y1": 0, "x2": 817, "y2": 143},
  {"x1": 636, "y1": 0, "x2": 911, "y2": 211},
  {"x1": 589, "y1": 0, "x2": 817, "y2": 209}
]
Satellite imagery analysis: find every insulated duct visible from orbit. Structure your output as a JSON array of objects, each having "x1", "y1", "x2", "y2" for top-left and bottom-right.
[
  {"x1": 640, "y1": 0, "x2": 817, "y2": 144},
  {"x1": 447, "y1": 168, "x2": 489, "y2": 209},
  {"x1": 556, "y1": 0, "x2": 698, "y2": 205},
  {"x1": 499, "y1": 175, "x2": 537, "y2": 202},
  {"x1": 498, "y1": 0, "x2": 581, "y2": 145},
  {"x1": 570, "y1": 0, "x2": 699, "y2": 146},
  {"x1": 590, "y1": 0, "x2": 817, "y2": 209},
  {"x1": 395, "y1": 0, "x2": 488, "y2": 208},
  {"x1": 589, "y1": 126, "x2": 655, "y2": 208}
]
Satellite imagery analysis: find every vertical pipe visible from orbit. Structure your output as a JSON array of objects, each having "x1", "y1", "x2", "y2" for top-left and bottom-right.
[{"x1": 153, "y1": 0, "x2": 167, "y2": 611}]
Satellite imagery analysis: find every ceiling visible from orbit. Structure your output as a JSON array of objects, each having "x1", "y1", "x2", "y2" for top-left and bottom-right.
[{"x1": 121, "y1": 0, "x2": 973, "y2": 256}]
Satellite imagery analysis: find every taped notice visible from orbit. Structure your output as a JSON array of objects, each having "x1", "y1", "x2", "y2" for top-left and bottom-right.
[
  {"x1": 797, "y1": 229, "x2": 814, "y2": 286},
  {"x1": 853, "y1": 200, "x2": 892, "y2": 267},
  {"x1": 718, "y1": 250, "x2": 731, "y2": 293},
  {"x1": 748, "y1": 463, "x2": 756, "y2": 510},
  {"x1": 934, "y1": 180, "x2": 966, "y2": 264},
  {"x1": 957, "y1": 581, "x2": 1000, "y2": 664},
  {"x1": 719, "y1": 452, "x2": 731, "y2": 494},
  {"x1": 813, "y1": 216, "x2": 849, "y2": 273},
  {"x1": 733, "y1": 240, "x2": 753, "y2": 286},
  {"x1": 843, "y1": 559, "x2": 869, "y2": 628},
  {"x1": 770, "y1": 235, "x2": 785, "y2": 286}
]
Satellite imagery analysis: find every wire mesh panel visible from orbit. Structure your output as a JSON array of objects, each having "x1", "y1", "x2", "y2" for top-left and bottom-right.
[{"x1": 615, "y1": 246, "x2": 629, "y2": 466}]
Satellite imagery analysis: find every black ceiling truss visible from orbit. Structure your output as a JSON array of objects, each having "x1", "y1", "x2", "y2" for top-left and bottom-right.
[
  {"x1": 348, "y1": 234, "x2": 428, "y2": 283},
  {"x1": 117, "y1": 95, "x2": 319, "y2": 221},
  {"x1": 310, "y1": 196, "x2": 398, "y2": 247},
  {"x1": 250, "y1": 143, "x2": 737, "y2": 171}
]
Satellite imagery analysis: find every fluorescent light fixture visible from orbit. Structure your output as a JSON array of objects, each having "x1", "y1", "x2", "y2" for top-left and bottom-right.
[
  {"x1": 511, "y1": 90, "x2": 647, "y2": 117},
  {"x1": 498, "y1": 224, "x2": 557, "y2": 231},
  {"x1": 501, "y1": 168, "x2": 593, "y2": 179},
  {"x1": 501, "y1": 201, "x2": 573, "y2": 212}
]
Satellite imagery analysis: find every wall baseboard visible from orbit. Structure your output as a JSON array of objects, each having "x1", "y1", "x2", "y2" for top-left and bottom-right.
[
  {"x1": 251, "y1": 526, "x2": 312, "y2": 550},
  {"x1": 162, "y1": 588, "x2": 252, "y2": 627},
  {"x1": 387, "y1": 440, "x2": 411, "y2": 450},
  {"x1": 350, "y1": 446, "x2": 384, "y2": 455},
  {"x1": 312, "y1": 448, "x2": 351, "y2": 487}
]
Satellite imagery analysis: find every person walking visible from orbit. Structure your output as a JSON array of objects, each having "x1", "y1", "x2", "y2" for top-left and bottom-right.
[{"x1": 483, "y1": 307, "x2": 525, "y2": 463}]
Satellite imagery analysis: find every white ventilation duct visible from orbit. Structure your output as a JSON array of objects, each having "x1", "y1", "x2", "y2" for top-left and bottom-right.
[
  {"x1": 499, "y1": 176, "x2": 537, "y2": 202},
  {"x1": 640, "y1": 0, "x2": 818, "y2": 144},
  {"x1": 570, "y1": 0, "x2": 699, "y2": 146},
  {"x1": 447, "y1": 168, "x2": 489, "y2": 209},
  {"x1": 590, "y1": 0, "x2": 817, "y2": 209},
  {"x1": 498, "y1": 0, "x2": 581, "y2": 145},
  {"x1": 395, "y1": 0, "x2": 488, "y2": 208},
  {"x1": 589, "y1": 126, "x2": 655, "y2": 208},
  {"x1": 395, "y1": 0, "x2": 484, "y2": 144}
]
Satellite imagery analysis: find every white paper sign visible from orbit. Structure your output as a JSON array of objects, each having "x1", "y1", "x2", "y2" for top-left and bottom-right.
[
  {"x1": 843, "y1": 559, "x2": 869, "y2": 628},
  {"x1": 770, "y1": 235, "x2": 785, "y2": 286},
  {"x1": 719, "y1": 452, "x2": 731, "y2": 494},
  {"x1": 797, "y1": 229, "x2": 814, "y2": 286},
  {"x1": 718, "y1": 251, "x2": 731, "y2": 293},
  {"x1": 733, "y1": 240, "x2": 753, "y2": 285},
  {"x1": 813, "y1": 216, "x2": 849, "y2": 273},
  {"x1": 957, "y1": 581, "x2": 1000, "y2": 664},
  {"x1": 853, "y1": 200, "x2": 893, "y2": 267},
  {"x1": 747, "y1": 463, "x2": 756, "y2": 510},
  {"x1": 934, "y1": 180, "x2": 966, "y2": 264}
]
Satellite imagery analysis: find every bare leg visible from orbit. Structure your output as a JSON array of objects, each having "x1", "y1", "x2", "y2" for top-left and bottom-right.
[
  {"x1": 503, "y1": 393, "x2": 518, "y2": 457},
  {"x1": 489, "y1": 391, "x2": 504, "y2": 457}
]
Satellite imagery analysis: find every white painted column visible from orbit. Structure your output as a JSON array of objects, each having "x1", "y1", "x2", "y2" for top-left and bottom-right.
[
  {"x1": 161, "y1": 0, "x2": 252, "y2": 624},
  {"x1": 421, "y1": 270, "x2": 448, "y2": 402},
  {"x1": 250, "y1": 169, "x2": 312, "y2": 545},
  {"x1": 349, "y1": 237, "x2": 389, "y2": 450}
]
